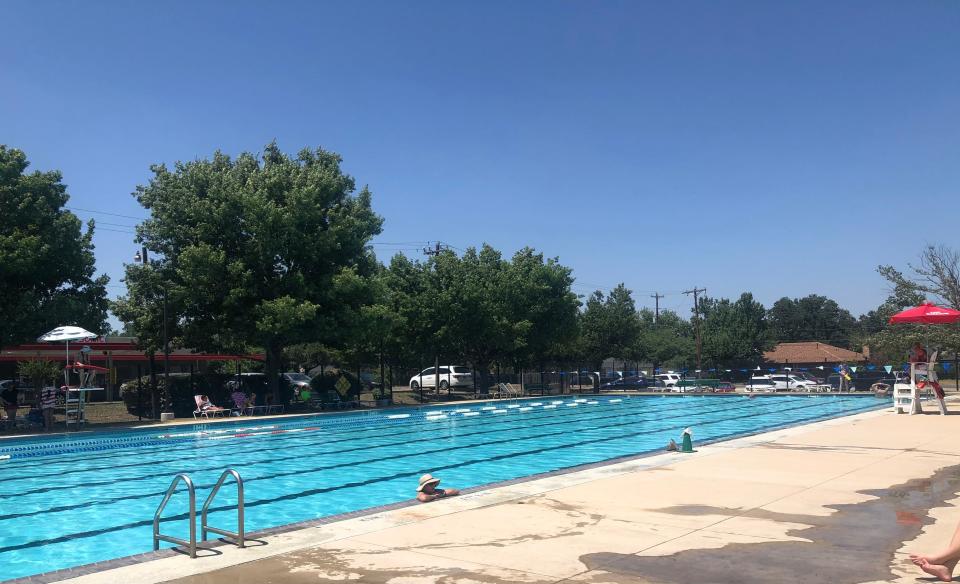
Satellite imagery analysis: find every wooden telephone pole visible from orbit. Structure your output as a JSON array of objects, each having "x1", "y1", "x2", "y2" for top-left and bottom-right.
[{"x1": 683, "y1": 287, "x2": 707, "y2": 374}]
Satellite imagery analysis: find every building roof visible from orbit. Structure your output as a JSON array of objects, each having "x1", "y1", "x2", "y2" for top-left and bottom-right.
[
  {"x1": 0, "y1": 337, "x2": 263, "y2": 362},
  {"x1": 763, "y1": 342, "x2": 866, "y2": 364}
]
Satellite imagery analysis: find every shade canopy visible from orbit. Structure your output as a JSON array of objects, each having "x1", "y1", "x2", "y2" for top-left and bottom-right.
[
  {"x1": 37, "y1": 326, "x2": 99, "y2": 343},
  {"x1": 888, "y1": 302, "x2": 960, "y2": 325}
]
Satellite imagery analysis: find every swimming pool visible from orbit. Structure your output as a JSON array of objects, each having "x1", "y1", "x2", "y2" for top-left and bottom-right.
[{"x1": 0, "y1": 394, "x2": 884, "y2": 581}]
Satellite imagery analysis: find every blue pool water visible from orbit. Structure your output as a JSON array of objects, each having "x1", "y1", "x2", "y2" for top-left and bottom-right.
[{"x1": 0, "y1": 394, "x2": 884, "y2": 581}]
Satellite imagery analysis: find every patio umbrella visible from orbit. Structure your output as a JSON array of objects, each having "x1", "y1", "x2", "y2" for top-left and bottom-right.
[
  {"x1": 37, "y1": 326, "x2": 99, "y2": 386},
  {"x1": 888, "y1": 302, "x2": 960, "y2": 325}
]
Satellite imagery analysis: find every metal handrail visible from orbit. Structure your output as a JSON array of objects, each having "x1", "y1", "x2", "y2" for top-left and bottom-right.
[
  {"x1": 153, "y1": 473, "x2": 197, "y2": 558},
  {"x1": 201, "y1": 468, "x2": 245, "y2": 548}
]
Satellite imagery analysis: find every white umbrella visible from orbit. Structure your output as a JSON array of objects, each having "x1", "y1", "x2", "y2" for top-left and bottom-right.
[
  {"x1": 37, "y1": 326, "x2": 99, "y2": 386},
  {"x1": 37, "y1": 326, "x2": 99, "y2": 343}
]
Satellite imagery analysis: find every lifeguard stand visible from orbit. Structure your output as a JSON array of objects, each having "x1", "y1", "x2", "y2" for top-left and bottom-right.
[
  {"x1": 893, "y1": 351, "x2": 946, "y2": 415},
  {"x1": 64, "y1": 359, "x2": 107, "y2": 429}
]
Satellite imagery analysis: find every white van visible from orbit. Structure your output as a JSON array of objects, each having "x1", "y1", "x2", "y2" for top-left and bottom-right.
[{"x1": 655, "y1": 373, "x2": 681, "y2": 388}]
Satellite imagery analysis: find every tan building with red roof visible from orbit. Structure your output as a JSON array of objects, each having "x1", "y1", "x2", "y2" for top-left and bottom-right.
[{"x1": 763, "y1": 341, "x2": 867, "y2": 367}]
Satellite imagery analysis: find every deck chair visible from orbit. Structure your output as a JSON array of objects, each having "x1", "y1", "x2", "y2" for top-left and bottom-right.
[
  {"x1": 193, "y1": 395, "x2": 225, "y2": 419},
  {"x1": 496, "y1": 383, "x2": 522, "y2": 398}
]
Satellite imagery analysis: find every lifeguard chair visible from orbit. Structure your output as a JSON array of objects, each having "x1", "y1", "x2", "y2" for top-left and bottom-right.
[{"x1": 893, "y1": 350, "x2": 946, "y2": 415}]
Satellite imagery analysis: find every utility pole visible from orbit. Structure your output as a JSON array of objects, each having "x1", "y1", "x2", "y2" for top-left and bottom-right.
[
  {"x1": 424, "y1": 242, "x2": 448, "y2": 394},
  {"x1": 650, "y1": 292, "x2": 664, "y2": 323},
  {"x1": 650, "y1": 292, "x2": 664, "y2": 379},
  {"x1": 683, "y1": 287, "x2": 707, "y2": 375}
]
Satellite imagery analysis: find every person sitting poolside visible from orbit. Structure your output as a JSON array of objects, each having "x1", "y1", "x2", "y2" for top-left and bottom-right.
[
  {"x1": 416, "y1": 474, "x2": 460, "y2": 502},
  {"x1": 912, "y1": 519, "x2": 960, "y2": 581},
  {"x1": 198, "y1": 395, "x2": 225, "y2": 412},
  {"x1": 230, "y1": 389, "x2": 248, "y2": 414}
]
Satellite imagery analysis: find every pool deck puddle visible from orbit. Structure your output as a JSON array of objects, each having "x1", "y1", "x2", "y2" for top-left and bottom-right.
[{"x1": 19, "y1": 399, "x2": 960, "y2": 584}]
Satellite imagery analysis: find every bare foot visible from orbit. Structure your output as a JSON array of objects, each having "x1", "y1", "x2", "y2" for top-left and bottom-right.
[
  {"x1": 917, "y1": 558, "x2": 952, "y2": 582},
  {"x1": 913, "y1": 554, "x2": 932, "y2": 563}
]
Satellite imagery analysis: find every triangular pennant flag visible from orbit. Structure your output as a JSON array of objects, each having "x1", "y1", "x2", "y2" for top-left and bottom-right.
[
  {"x1": 884, "y1": 365, "x2": 892, "y2": 374},
  {"x1": 768, "y1": 368, "x2": 776, "y2": 372},
  {"x1": 850, "y1": 366, "x2": 858, "y2": 373},
  {"x1": 866, "y1": 365, "x2": 876, "y2": 371},
  {"x1": 833, "y1": 366, "x2": 841, "y2": 372},
  {"x1": 739, "y1": 368, "x2": 748, "y2": 373},
  {"x1": 817, "y1": 366, "x2": 825, "y2": 370}
]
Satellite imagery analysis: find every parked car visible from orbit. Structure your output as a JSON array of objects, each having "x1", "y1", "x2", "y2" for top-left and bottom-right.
[
  {"x1": 746, "y1": 376, "x2": 777, "y2": 392},
  {"x1": 655, "y1": 373, "x2": 682, "y2": 388},
  {"x1": 768, "y1": 374, "x2": 818, "y2": 391},
  {"x1": 600, "y1": 375, "x2": 650, "y2": 391},
  {"x1": 409, "y1": 366, "x2": 473, "y2": 390},
  {"x1": 282, "y1": 372, "x2": 312, "y2": 394},
  {"x1": 714, "y1": 382, "x2": 736, "y2": 393},
  {"x1": 789, "y1": 371, "x2": 825, "y2": 384}
]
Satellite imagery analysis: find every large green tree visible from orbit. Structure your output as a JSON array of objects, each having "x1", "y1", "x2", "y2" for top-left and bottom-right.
[
  {"x1": 378, "y1": 244, "x2": 578, "y2": 391},
  {"x1": 0, "y1": 146, "x2": 109, "y2": 349},
  {"x1": 113, "y1": 142, "x2": 382, "y2": 399},
  {"x1": 632, "y1": 308, "x2": 694, "y2": 372},
  {"x1": 578, "y1": 284, "x2": 641, "y2": 370},
  {"x1": 767, "y1": 294, "x2": 857, "y2": 347},
  {"x1": 699, "y1": 293, "x2": 770, "y2": 368}
]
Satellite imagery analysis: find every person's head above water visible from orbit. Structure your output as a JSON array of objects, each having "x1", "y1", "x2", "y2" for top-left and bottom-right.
[{"x1": 417, "y1": 474, "x2": 441, "y2": 493}]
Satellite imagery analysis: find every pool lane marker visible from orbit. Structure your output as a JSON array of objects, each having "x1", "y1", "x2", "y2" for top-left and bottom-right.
[
  {"x1": 160, "y1": 426, "x2": 322, "y2": 440},
  {"x1": 387, "y1": 414, "x2": 411, "y2": 419}
]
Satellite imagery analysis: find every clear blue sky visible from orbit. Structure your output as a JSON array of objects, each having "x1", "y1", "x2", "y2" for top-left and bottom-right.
[{"x1": 4, "y1": 1, "x2": 958, "y2": 319}]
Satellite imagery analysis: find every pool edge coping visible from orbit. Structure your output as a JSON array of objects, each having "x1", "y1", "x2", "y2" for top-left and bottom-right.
[{"x1": 2, "y1": 398, "x2": 900, "y2": 584}]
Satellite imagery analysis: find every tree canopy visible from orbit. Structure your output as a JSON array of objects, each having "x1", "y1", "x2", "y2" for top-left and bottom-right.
[
  {"x1": 578, "y1": 284, "x2": 641, "y2": 369},
  {"x1": 700, "y1": 292, "x2": 770, "y2": 367},
  {"x1": 767, "y1": 294, "x2": 857, "y2": 348},
  {"x1": 0, "y1": 145, "x2": 109, "y2": 349},
  {"x1": 113, "y1": 142, "x2": 382, "y2": 398}
]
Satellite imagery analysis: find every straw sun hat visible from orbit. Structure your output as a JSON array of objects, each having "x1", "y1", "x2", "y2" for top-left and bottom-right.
[{"x1": 417, "y1": 474, "x2": 441, "y2": 492}]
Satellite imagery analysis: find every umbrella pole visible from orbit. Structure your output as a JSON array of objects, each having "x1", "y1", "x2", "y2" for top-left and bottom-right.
[{"x1": 64, "y1": 340, "x2": 69, "y2": 387}]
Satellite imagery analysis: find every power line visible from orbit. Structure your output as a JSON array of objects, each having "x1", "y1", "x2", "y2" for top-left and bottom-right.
[{"x1": 66, "y1": 206, "x2": 147, "y2": 221}]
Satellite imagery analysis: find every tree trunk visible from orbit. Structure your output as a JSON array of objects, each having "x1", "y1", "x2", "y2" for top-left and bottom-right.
[
  {"x1": 476, "y1": 361, "x2": 491, "y2": 396},
  {"x1": 266, "y1": 342, "x2": 283, "y2": 404}
]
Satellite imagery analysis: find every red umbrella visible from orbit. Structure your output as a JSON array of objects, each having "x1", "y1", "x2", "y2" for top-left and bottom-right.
[{"x1": 888, "y1": 301, "x2": 960, "y2": 325}]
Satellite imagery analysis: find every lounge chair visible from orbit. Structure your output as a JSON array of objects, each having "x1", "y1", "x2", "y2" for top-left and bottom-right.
[
  {"x1": 496, "y1": 383, "x2": 523, "y2": 398},
  {"x1": 193, "y1": 395, "x2": 226, "y2": 419}
]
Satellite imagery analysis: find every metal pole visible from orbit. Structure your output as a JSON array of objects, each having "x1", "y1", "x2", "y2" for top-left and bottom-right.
[
  {"x1": 137, "y1": 363, "x2": 143, "y2": 422},
  {"x1": 163, "y1": 286, "x2": 170, "y2": 414}
]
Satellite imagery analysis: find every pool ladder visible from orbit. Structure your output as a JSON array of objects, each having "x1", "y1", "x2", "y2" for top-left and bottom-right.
[{"x1": 153, "y1": 468, "x2": 245, "y2": 558}]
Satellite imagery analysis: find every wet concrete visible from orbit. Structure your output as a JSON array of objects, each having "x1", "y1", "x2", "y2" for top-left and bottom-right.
[
  {"x1": 162, "y1": 544, "x2": 540, "y2": 584},
  {"x1": 578, "y1": 463, "x2": 960, "y2": 584}
]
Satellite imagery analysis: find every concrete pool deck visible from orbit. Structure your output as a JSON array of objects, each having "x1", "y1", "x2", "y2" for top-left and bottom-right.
[{"x1": 46, "y1": 400, "x2": 960, "y2": 584}]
